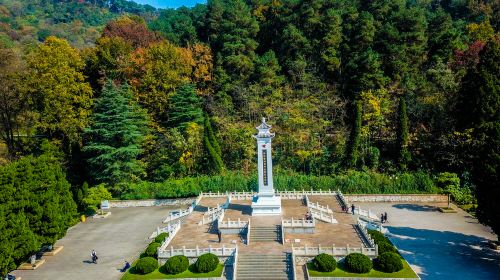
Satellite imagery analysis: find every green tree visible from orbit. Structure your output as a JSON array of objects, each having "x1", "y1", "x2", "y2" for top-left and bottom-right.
[
  {"x1": 397, "y1": 96, "x2": 410, "y2": 169},
  {"x1": 168, "y1": 84, "x2": 204, "y2": 129},
  {"x1": 457, "y1": 41, "x2": 500, "y2": 241},
  {"x1": 26, "y1": 36, "x2": 93, "y2": 145},
  {"x1": 203, "y1": 114, "x2": 224, "y2": 173},
  {"x1": 83, "y1": 81, "x2": 148, "y2": 194},
  {"x1": 82, "y1": 184, "x2": 113, "y2": 214},
  {"x1": 346, "y1": 101, "x2": 362, "y2": 168}
]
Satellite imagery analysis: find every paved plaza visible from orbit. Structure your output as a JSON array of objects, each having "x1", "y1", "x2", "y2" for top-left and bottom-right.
[
  {"x1": 12, "y1": 206, "x2": 179, "y2": 280},
  {"x1": 10, "y1": 199, "x2": 500, "y2": 280},
  {"x1": 357, "y1": 202, "x2": 500, "y2": 280}
]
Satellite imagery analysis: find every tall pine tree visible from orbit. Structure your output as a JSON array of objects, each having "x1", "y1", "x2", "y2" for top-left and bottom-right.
[
  {"x1": 168, "y1": 84, "x2": 204, "y2": 129},
  {"x1": 397, "y1": 96, "x2": 411, "y2": 169},
  {"x1": 83, "y1": 81, "x2": 148, "y2": 193},
  {"x1": 203, "y1": 113, "x2": 224, "y2": 173}
]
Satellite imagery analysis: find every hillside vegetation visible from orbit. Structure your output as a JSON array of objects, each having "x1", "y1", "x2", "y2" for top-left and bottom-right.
[{"x1": 0, "y1": 0, "x2": 499, "y2": 274}]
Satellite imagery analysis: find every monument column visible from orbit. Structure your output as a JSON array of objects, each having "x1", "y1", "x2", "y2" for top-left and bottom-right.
[{"x1": 251, "y1": 118, "x2": 282, "y2": 216}]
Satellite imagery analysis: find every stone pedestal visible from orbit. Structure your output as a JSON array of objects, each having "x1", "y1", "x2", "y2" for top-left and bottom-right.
[{"x1": 251, "y1": 195, "x2": 282, "y2": 216}]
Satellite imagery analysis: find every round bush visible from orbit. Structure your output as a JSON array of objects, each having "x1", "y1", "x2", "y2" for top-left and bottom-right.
[
  {"x1": 314, "y1": 253, "x2": 337, "y2": 272},
  {"x1": 154, "y1": 232, "x2": 169, "y2": 243},
  {"x1": 374, "y1": 252, "x2": 403, "y2": 273},
  {"x1": 145, "y1": 242, "x2": 161, "y2": 258},
  {"x1": 344, "y1": 253, "x2": 372, "y2": 273},
  {"x1": 135, "y1": 257, "x2": 159, "y2": 275},
  {"x1": 377, "y1": 241, "x2": 398, "y2": 255},
  {"x1": 195, "y1": 253, "x2": 219, "y2": 273},
  {"x1": 163, "y1": 255, "x2": 189, "y2": 274}
]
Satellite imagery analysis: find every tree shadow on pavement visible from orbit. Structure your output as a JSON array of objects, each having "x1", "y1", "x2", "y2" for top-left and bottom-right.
[{"x1": 386, "y1": 226, "x2": 500, "y2": 280}]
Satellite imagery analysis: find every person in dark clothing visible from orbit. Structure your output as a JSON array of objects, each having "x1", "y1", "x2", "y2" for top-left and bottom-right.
[
  {"x1": 91, "y1": 250, "x2": 98, "y2": 264},
  {"x1": 351, "y1": 204, "x2": 355, "y2": 215},
  {"x1": 380, "y1": 213, "x2": 385, "y2": 223},
  {"x1": 217, "y1": 230, "x2": 222, "y2": 243},
  {"x1": 121, "y1": 261, "x2": 130, "y2": 272},
  {"x1": 384, "y1": 212, "x2": 388, "y2": 223}
]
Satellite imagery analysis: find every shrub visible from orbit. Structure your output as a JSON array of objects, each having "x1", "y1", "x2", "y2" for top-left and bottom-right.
[
  {"x1": 374, "y1": 252, "x2": 403, "y2": 273},
  {"x1": 163, "y1": 255, "x2": 189, "y2": 274},
  {"x1": 144, "y1": 242, "x2": 161, "y2": 258},
  {"x1": 368, "y1": 229, "x2": 387, "y2": 244},
  {"x1": 135, "y1": 257, "x2": 158, "y2": 274},
  {"x1": 314, "y1": 253, "x2": 336, "y2": 272},
  {"x1": 377, "y1": 241, "x2": 398, "y2": 255},
  {"x1": 154, "y1": 232, "x2": 169, "y2": 243},
  {"x1": 344, "y1": 253, "x2": 372, "y2": 273},
  {"x1": 195, "y1": 253, "x2": 219, "y2": 273}
]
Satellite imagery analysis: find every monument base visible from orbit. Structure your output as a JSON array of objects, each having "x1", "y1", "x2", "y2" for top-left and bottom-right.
[{"x1": 251, "y1": 195, "x2": 282, "y2": 216}]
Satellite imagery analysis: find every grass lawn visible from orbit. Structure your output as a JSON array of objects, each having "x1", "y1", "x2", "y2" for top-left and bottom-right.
[
  {"x1": 307, "y1": 259, "x2": 418, "y2": 278},
  {"x1": 122, "y1": 263, "x2": 224, "y2": 280}
]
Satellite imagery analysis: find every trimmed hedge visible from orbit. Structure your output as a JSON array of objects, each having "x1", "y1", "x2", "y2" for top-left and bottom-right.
[
  {"x1": 368, "y1": 229, "x2": 387, "y2": 244},
  {"x1": 163, "y1": 255, "x2": 189, "y2": 274},
  {"x1": 377, "y1": 241, "x2": 398, "y2": 255},
  {"x1": 195, "y1": 253, "x2": 219, "y2": 273},
  {"x1": 374, "y1": 252, "x2": 403, "y2": 273},
  {"x1": 154, "y1": 232, "x2": 169, "y2": 243},
  {"x1": 344, "y1": 253, "x2": 372, "y2": 273},
  {"x1": 145, "y1": 242, "x2": 161, "y2": 258},
  {"x1": 135, "y1": 257, "x2": 158, "y2": 275},
  {"x1": 120, "y1": 171, "x2": 438, "y2": 199},
  {"x1": 314, "y1": 253, "x2": 336, "y2": 272}
]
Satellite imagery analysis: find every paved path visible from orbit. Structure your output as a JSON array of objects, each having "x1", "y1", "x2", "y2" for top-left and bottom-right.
[
  {"x1": 13, "y1": 206, "x2": 178, "y2": 280},
  {"x1": 357, "y1": 202, "x2": 500, "y2": 280}
]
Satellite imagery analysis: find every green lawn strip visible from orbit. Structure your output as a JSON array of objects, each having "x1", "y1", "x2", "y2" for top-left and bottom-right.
[
  {"x1": 122, "y1": 263, "x2": 224, "y2": 280},
  {"x1": 307, "y1": 259, "x2": 418, "y2": 278}
]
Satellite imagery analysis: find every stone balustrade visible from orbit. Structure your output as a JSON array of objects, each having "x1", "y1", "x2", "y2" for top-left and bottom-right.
[
  {"x1": 158, "y1": 245, "x2": 237, "y2": 259},
  {"x1": 157, "y1": 220, "x2": 181, "y2": 253},
  {"x1": 310, "y1": 208, "x2": 337, "y2": 224},
  {"x1": 217, "y1": 218, "x2": 249, "y2": 229},
  {"x1": 292, "y1": 244, "x2": 377, "y2": 257},
  {"x1": 282, "y1": 218, "x2": 316, "y2": 228},
  {"x1": 305, "y1": 195, "x2": 333, "y2": 214}
]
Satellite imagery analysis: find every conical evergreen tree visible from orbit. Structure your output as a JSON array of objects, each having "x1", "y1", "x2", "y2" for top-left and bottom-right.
[
  {"x1": 83, "y1": 81, "x2": 148, "y2": 192},
  {"x1": 397, "y1": 96, "x2": 411, "y2": 169},
  {"x1": 203, "y1": 113, "x2": 224, "y2": 173},
  {"x1": 345, "y1": 101, "x2": 362, "y2": 168},
  {"x1": 168, "y1": 84, "x2": 204, "y2": 129}
]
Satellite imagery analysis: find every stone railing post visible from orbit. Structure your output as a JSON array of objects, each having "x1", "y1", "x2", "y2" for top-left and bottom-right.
[
  {"x1": 346, "y1": 244, "x2": 350, "y2": 254},
  {"x1": 170, "y1": 246, "x2": 174, "y2": 257},
  {"x1": 196, "y1": 245, "x2": 199, "y2": 256}
]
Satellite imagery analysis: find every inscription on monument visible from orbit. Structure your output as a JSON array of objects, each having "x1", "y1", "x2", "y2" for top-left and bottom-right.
[{"x1": 262, "y1": 149, "x2": 268, "y2": 186}]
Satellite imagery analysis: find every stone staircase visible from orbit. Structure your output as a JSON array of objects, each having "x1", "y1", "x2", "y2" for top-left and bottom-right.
[
  {"x1": 236, "y1": 253, "x2": 291, "y2": 280},
  {"x1": 250, "y1": 225, "x2": 281, "y2": 242}
]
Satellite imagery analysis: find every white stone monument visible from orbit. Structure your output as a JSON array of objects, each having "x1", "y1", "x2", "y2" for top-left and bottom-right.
[{"x1": 251, "y1": 118, "x2": 282, "y2": 216}]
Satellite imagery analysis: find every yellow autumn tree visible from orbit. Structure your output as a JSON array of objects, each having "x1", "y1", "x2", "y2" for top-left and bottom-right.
[
  {"x1": 125, "y1": 41, "x2": 193, "y2": 123},
  {"x1": 26, "y1": 36, "x2": 93, "y2": 144}
]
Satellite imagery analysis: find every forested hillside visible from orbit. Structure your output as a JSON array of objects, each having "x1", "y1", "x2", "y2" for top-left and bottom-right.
[{"x1": 0, "y1": 0, "x2": 499, "y2": 273}]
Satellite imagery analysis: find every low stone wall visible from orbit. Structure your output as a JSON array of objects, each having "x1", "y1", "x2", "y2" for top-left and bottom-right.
[
  {"x1": 108, "y1": 198, "x2": 193, "y2": 208},
  {"x1": 220, "y1": 228, "x2": 246, "y2": 235},
  {"x1": 344, "y1": 194, "x2": 447, "y2": 203},
  {"x1": 285, "y1": 227, "x2": 315, "y2": 234}
]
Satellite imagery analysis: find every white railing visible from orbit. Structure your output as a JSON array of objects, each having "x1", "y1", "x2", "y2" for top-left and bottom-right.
[
  {"x1": 150, "y1": 221, "x2": 179, "y2": 239},
  {"x1": 291, "y1": 248, "x2": 297, "y2": 280},
  {"x1": 337, "y1": 190, "x2": 348, "y2": 208},
  {"x1": 356, "y1": 218, "x2": 376, "y2": 248},
  {"x1": 278, "y1": 189, "x2": 337, "y2": 199},
  {"x1": 292, "y1": 244, "x2": 377, "y2": 257},
  {"x1": 230, "y1": 191, "x2": 255, "y2": 200},
  {"x1": 233, "y1": 245, "x2": 239, "y2": 280},
  {"x1": 354, "y1": 207, "x2": 379, "y2": 221},
  {"x1": 200, "y1": 191, "x2": 232, "y2": 198},
  {"x1": 157, "y1": 220, "x2": 181, "y2": 253},
  {"x1": 282, "y1": 218, "x2": 316, "y2": 228},
  {"x1": 200, "y1": 207, "x2": 225, "y2": 225},
  {"x1": 206, "y1": 204, "x2": 223, "y2": 216},
  {"x1": 246, "y1": 220, "x2": 251, "y2": 245},
  {"x1": 305, "y1": 195, "x2": 333, "y2": 214},
  {"x1": 163, "y1": 208, "x2": 191, "y2": 223},
  {"x1": 158, "y1": 245, "x2": 237, "y2": 258},
  {"x1": 281, "y1": 220, "x2": 285, "y2": 244},
  {"x1": 217, "y1": 218, "x2": 249, "y2": 229},
  {"x1": 310, "y1": 208, "x2": 337, "y2": 224}
]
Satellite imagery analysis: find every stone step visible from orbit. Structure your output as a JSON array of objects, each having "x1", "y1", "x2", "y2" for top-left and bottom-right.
[{"x1": 237, "y1": 254, "x2": 290, "y2": 280}]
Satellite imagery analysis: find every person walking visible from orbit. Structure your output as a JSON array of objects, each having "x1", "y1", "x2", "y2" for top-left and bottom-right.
[
  {"x1": 384, "y1": 212, "x2": 388, "y2": 223},
  {"x1": 91, "y1": 250, "x2": 98, "y2": 264},
  {"x1": 217, "y1": 230, "x2": 222, "y2": 243},
  {"x1": 351, "y1": 204, "x2": 355, "y2": 215},
  {"x1": 380, "y1": 213, "x2": 385, "y2": 223}
]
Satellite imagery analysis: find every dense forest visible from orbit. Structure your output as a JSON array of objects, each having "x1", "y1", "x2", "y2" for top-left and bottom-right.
[{"x1": 0, "y1": 0, "x2": 499, "y2": 274}]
